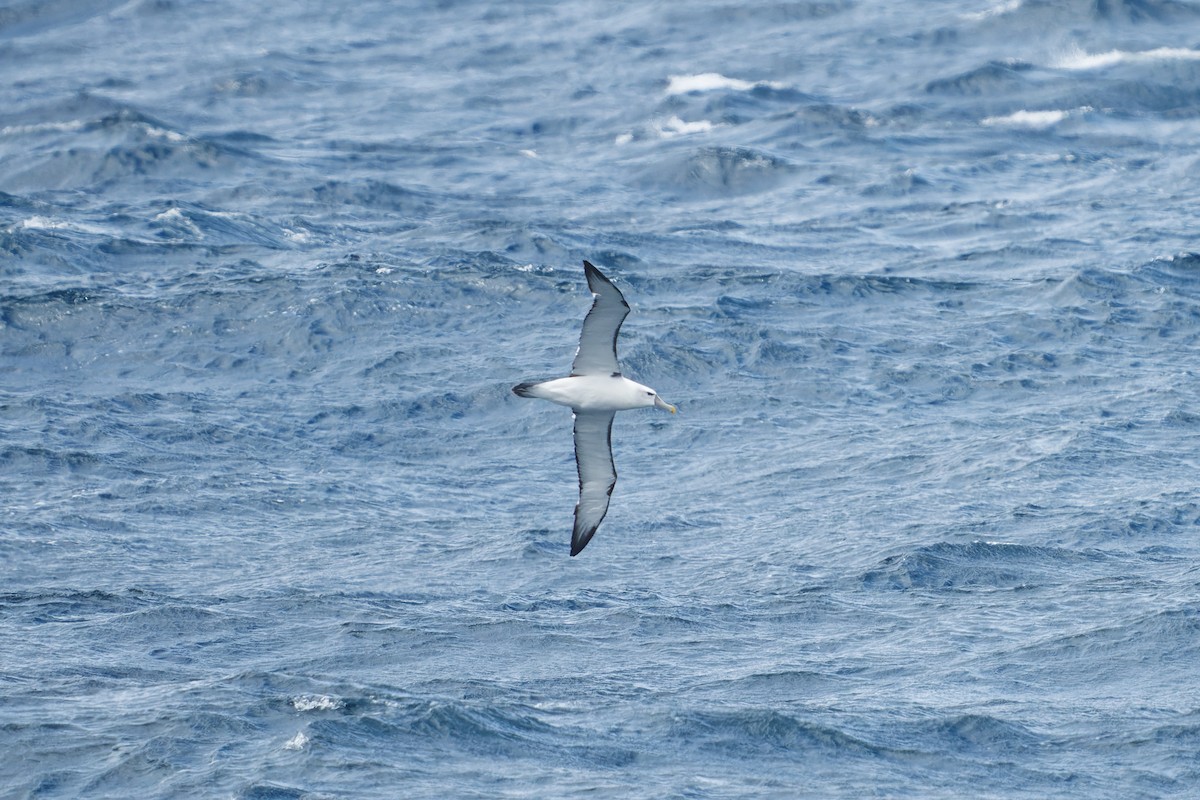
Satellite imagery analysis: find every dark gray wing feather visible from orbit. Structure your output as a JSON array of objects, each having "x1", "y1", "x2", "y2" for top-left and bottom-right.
[
  {"x1": 570, "y1": 261, "x2": 629, "y2": 377},
  {"x1": 571, "y1": 410, "x2": 617, "y2": 556}
]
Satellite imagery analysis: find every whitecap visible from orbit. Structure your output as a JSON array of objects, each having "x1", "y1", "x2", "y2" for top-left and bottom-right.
[
  {"x1": 962, "y1": 0, "x2": 1022, "y2": 21},
  {"x1": 142, "y1": 124, "x2": 189, "y2": 143},
  {"x1": 0, "y1": 120, "x2": 85, "y2": 136},
  {"x1": 13, "y1": 216, "x2": 111, "y2": 235},
  {"x1": 665, "y1": 73, "x2": 784, "y2": 95},
  {"x1": 981, "y1": 109, "x2": 1068, "y2": 129},
  {"x1": 16, "y1": 216, "x2": 70, "y2": 231},
  {"x1": 656, "y1": 116, "x2": 715, "y2": 138},
  {"x1": 153, "y1": 207, "x2": 204, "y2": 237},
  {"x1": 153, "y1": 208, "x2": 186, "y2": 222},
  {"x1": 614, "y1": 116, "x2": 716, "y2": 145},
  {"x1": 1054, "y1": 46, "x2": 1200, "y2": 71},
  {"x1": 283, "y1": 731, "x2": 309, "y2": 750},
  {"x1": 282, "y1": 227, "x2": 312, "y2": 244},
  {"x1": 291, "y1": 694, "x2": 342, "y2": 712}
]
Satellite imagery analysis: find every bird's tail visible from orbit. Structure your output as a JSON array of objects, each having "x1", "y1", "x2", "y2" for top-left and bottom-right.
[{"x1": 512, "y1": 382, "x2": 540, "y2": 398}]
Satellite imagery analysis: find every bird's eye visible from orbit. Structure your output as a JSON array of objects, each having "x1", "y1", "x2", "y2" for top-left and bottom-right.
[{"x1": 646, "y1": 391, "x2": 654, "y2": 396}]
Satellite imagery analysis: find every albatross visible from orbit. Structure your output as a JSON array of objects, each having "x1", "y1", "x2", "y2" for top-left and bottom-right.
[{"x1": 513, "y1": 261, "x2": 676, "y2": 556}]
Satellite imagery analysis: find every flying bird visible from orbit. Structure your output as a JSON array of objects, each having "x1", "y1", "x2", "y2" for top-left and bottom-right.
[{"x1": 513, "y1": 261, "x2": 676, "y2": 556}]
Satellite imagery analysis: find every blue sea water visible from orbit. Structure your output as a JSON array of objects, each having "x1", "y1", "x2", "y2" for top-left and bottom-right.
[{"x1": 3, "y1": 0, "x2": 1200, "y2": 797}]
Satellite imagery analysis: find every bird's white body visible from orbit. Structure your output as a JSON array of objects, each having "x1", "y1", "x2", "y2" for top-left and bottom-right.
[{"x1": 516, "y1": 374, "x2": 670, "y2": 413}]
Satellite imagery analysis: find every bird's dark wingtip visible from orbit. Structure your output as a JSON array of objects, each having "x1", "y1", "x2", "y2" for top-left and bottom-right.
[
  {"x1": 582, "y1": 260, "x2": 624, "y2": 303},
  {"x1": 570, "y1": 525, "x2": 597, "y2": 556}
]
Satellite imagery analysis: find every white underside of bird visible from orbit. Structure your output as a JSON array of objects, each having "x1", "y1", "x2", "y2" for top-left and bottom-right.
[{"x1": 514, "y1": 374, "x2": 677, "y2": 413}]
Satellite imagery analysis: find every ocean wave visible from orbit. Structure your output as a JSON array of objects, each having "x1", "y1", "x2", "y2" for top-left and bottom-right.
[
  {"x1": 665, "y1": 73, "x2": 787, "y2": 96},
  {"x1": 925, "y1": 60, "x2": 1033, "y2": 96},
  {"x1": 1054, "y1": 45, "x2": 1200, "y2": 71},
  {"x1": 0, "y1": 587, "x2": 154, "y2": 620},
  {"x1": 861, "y1": 541, "x2": 1110, "y2": 592},
  {"x1": 2, "y1": 109, "x2": 242, "y2": 193},
  {"x1": 637, "y1": 145, "x2": 796, "y2": 198},
  {"x1": 981, "y1": 108, "x2": 1088, "y2": 129},
  {"x1": 668, "y1": 707, "x2": 886, "y2": 757},
  {"x1": 1003, "y1": 604, "x2": 1200, "y2": 689}
]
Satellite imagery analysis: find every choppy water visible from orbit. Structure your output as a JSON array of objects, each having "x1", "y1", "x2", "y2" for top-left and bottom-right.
[{"x1": 4, "y1": 1, "x2": 1200, "y2": 797}]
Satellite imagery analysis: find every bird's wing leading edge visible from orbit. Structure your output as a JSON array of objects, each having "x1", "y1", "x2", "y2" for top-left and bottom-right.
[
  {"x1": 571, "y1": 261, "x2": 630, "y2": 377},
  {"x1": 571, "y1": 410, "x2": 617, "y2": 556}
]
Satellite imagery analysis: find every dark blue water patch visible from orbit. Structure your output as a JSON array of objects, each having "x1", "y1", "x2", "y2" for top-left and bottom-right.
[
  {"x1": 860, "y1": 167, "x2": 936, "y2": 197},
  {"x1": 301, "y1": 179, "x2": 439, "y2": 216},
  {"x1": 860, "y1": 541, "x2": 1112, "y2": 592},
  {"x1": 0, "y1": 1, "x2": 125, "y2": 41},
  {"x1": 666, "y1": 707, "x2": 888, "y2": 759},
  {"x1": 1132, "y1": 251, "x2": 1200, "y2": 299},
  {"x1": 765, "y1": 102, "x2": 887, "y2": 147},
  {"x1": 661, "y1": 84, "x2": 820, "y2": 129},
  {"x1": 1076, "y1": 0, "x2": 1200, "y2": 22},
  {"x1": 304, "y1": 695, "x2": 639, "y2": 769},
  {"x1": 74, "y1": 712, "x2": 266, "y2": 798},
  {"x1": 0, "y1": 587, "x2": 156, "y2": 623},
  {"x1": 636, "y1": 145, "x2": 798, "y2": 199},
  {"x1": 239, "y1": 784, "x2": 307, "y2": 800},
  {"x1": 693, "y1": 669, "x2": 848, "y2": 701},
  {"x1": 0, "y1": 444, "x2": 113, "y2": 479},
  {"x1": 997, "y1": 603, "x2": 1200, "y2": 690},
  {"x1": 660, "y1": 1, "x2": 853, "y2": 27},
  {"x1": 2, "y1": 107, "x2": 252, "y2": 195},
  {"x1": 924, "y1": 60, "x2": 1035, "y2": 97},
  {"x1": 1077, "y1": 500, "x2": 1200, "y2": 540},
  {"x1": 956, "y1": 0, "x2": 1200, "y2": 35},
  {"x1": 918, "y1": 713, "x2": 1046, "y2": 756},
  {"x1": 1087, "y1": 78, "x2": 1200, "y2": 119},
  {"x1": 144, "y1": 202, "x2": 290, "y2": 250}
]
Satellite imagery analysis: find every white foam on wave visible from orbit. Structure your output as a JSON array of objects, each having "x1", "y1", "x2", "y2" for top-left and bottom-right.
[
  {"x1": 292, "y1": 694, "x2": 342, "y2": 712},
  {"x1": 666, "y1": 72, "x2": 784, "y2": 95},
  {"x1": 1054, "y1": 46, "x2": 1200, "y2": 71},
  {"x1": 962, "y1": 0, "x2": 1022, "y2": 22},
  {"x1": 0, "y1": 120, "x2": 85, "y2": 137},
  {"x1": 657, "y1": 116, "x2": 715, "y2": 137},
  {"x1": 984, "y1": 108, "x2": 1089, "y2": 128},
  {"x1": 614, "y1": 115, "x2": 717, "y2": 145},
  {"x1": 283, "y1": 731, "x2": 309, "y2": 750},
  {"x1": 142, "y1": 124, "x2": 188, "y2": 143},
  {"x1": 152, "y1": 208, "x2": 194, "y2": 226},
  {"x1": 13, "y1": 216, "x2": 110, "y2": 235},
  {"x1": 16, "y1": 216, "x2": 71, "y2": 231},
  {"x1": 153, "y1": 207, "x2": 204, "y2": 238},
  {"x1": 283, "y1": 227, "x2": 313, "y2": 244}
]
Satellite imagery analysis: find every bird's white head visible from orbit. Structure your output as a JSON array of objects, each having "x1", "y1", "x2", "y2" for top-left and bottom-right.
[{"x1": 641, "y1": 386, "x2": 676, "y2": 414}]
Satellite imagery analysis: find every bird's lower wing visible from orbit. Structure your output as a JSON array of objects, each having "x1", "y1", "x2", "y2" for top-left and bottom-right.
[{"x1": 571, "y1": 410, "x2": 617, "y2": 556}]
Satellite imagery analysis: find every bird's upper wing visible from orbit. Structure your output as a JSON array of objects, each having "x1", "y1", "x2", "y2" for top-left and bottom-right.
[
  {"x1": 571, "y1": 410, "x2": 617, "y2": 556},
  {"x1": 571, "y1": 261, "x2": 630, "y2": 377}
]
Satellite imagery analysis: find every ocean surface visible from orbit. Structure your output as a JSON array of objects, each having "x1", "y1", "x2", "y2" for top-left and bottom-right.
[{"x1": 3, "y1": 0, "x2": 1200, "y2": 797}]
